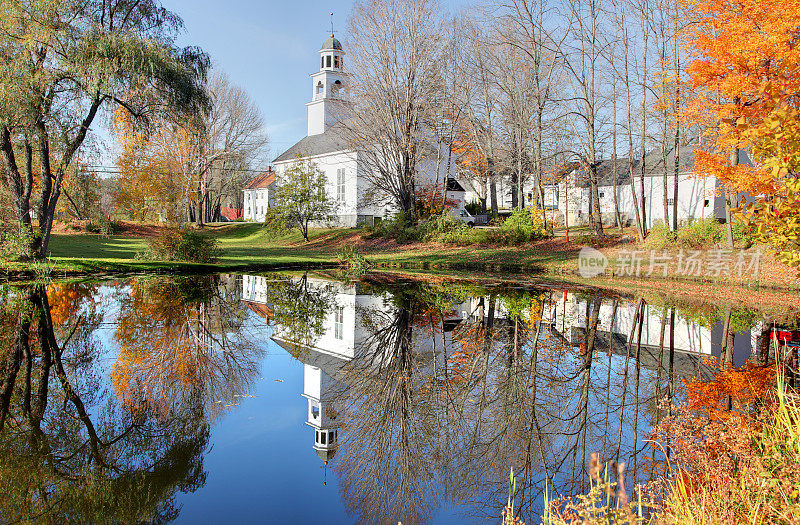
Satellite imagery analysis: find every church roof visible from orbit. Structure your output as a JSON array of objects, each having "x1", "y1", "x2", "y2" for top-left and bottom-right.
[
  {"x1": 273, "y1": 130, "x2": 350, "y2": 163},
  {"x1": 321, "y1": 35, "x2": 342, "y2": 51}
]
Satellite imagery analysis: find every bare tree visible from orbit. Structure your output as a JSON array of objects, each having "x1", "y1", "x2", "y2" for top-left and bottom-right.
[
  {"x1": 172, "y1": 71, "x2": 269, "y2": 225},
  {"x1": 501, "y1": 0, "x2": 566, "y2": 223},
  {"x1": 563, "y1": 0, "x2": 605, "y2": 238},
  {"x1": 452, "y1": 11, "x2": 505, "y2": 215},
  {"x1": 342, "y1": 0, "x2": 446, "y2": 222},
  {"x1": 612, "y1": 0, "x2": 646, "y2": 240}
]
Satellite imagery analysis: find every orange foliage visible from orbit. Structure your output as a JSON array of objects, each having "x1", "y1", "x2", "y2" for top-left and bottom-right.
[
  {"x1": 46, "y1": 283, "x2": 98, "y2": 329},
  {"x1": 654, "y1": 360, "x2": 777, "y2": 504},
  {"x1": 112, "y1": 108, "x2": 187, "y2": 222},
  {"x1": 682, "y1": 359, "x2": 776, "y2": 421},
  {"x1": 414, "y1": 184, "x2": 460, "y2": 219},
  {"x1": 451, "y1": 117, "x2": 489, "y2": 179},
  {"x1": 111, "y1": 280, "x2": 208, "y2": 415},
  {"x1": 681, "y1": 0, "x2": 800, "y2": 195}
]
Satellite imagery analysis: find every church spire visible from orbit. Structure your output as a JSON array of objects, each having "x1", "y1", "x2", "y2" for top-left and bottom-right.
[{"x1": 307, "y1": 23, "x2": 347, "y2": 136}]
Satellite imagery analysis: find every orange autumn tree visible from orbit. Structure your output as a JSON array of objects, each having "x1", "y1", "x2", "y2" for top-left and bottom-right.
[
  {"x1": 681, "y1": 0, "x2": 800, "y2": 265},
  {"x1": 113, "y1": 109, "x2": 185, "y2": 223},
  {"x1": 451, "y1": 114, "x2": 491, "y2": 213}
]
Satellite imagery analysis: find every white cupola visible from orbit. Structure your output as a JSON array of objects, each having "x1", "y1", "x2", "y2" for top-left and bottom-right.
[{"x1": 307, "y1": 34, "x2": 348, "y2": 136}]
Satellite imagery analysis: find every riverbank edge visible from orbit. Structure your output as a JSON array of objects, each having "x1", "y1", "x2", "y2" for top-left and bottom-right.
[{"x1": 4, "y1": 256, "x2": 800, "y2": 303}]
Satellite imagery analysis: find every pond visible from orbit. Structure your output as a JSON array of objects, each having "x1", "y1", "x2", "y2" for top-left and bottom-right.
[{"x1": 0, "y1": 272, "x2": 793, "y2": 524}]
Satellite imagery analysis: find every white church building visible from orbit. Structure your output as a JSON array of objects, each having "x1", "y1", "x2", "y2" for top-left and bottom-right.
[{"x1": 269, "y1": 34, "x2": 459, "y2": 227}]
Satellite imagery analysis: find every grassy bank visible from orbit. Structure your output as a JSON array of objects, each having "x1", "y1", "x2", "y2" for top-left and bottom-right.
[
  {"x1": 2, "y1": 222, "x2": 798, "y2": 293},
  {"x1": 4, "y1": 222, "x2": 575, "y2": 277}
]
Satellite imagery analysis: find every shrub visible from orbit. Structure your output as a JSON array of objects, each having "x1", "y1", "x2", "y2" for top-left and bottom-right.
[
  {"x1": 421, "y1": 213, "x2": 464, "y2": 241},
  {"x1": 676, "y1": 218, "x2": 724, "y2": 248},
  {"x1": 364, "y1": 213, "x2": 422, "y2": 243},
  {"x1": 500, "y1": 208, "x2": 548, "y2": 244},
  {"x1": 655, "y1": 364, "x2": 800, "y2": 524},
  {"x1": 465, "y1": 200, "x2": 483, "y2": 216},
  {"x1": 85, "y1": 219, "x2": 102, "y2": 233},
  {"x1": 440, "y1": 228, "x2": 491, "y2": 245},
  {"x1": 0, "y1": 227, "x2": 36, "y2": 261},
  {"x1": 145, "y1": 226, "x2": 220, "y2": 263},
  {"x1": 644, "y1": 222, "x2": 676, "y2": 250},
  {"x1": 100, "y1": 217, "x2": 124, "y2": 235}
]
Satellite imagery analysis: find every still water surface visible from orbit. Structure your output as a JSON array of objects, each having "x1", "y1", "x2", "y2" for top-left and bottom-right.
[{"x1": 0, "y1": 273, "x2": 790, "y2": 524}]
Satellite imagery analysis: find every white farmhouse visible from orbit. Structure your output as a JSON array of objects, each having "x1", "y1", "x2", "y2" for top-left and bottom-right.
[
  {"x1": 243, "y1": 168, "x2": 276, "y2": 222},
  {"x1": 546, "y1": 147, "x2": 753, "y2": 228},
  {"x1": 457, "y1": 143, "x2": 752, "y2": 228},
  {"x1": 270, "y1": 34, "x2": 458, "y2": 227}
]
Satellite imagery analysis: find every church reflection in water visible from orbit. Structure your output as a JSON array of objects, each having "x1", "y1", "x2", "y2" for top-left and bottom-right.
[
  {"x1": 240, "y1": 272, "x2": 778, "y2": 524},
  {"x1": 0, "y1": 273, "x2": 789, "y2": 524}
]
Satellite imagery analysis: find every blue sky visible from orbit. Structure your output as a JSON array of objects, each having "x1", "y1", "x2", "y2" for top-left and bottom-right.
[
  {"x1": 163, "y1": 0, "x2": 467, "y2": 167},
  {"x1": 167, "y1": 0, "x2": 356, "y2": 163}
]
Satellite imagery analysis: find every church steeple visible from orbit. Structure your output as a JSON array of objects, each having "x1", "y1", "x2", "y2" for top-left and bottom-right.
[
  {"x1": 301, "y1": 363, "x2": 340, "y2": 472},
  {"x1": 307, "y1": 30, "x2": 347, "y2": 136}
]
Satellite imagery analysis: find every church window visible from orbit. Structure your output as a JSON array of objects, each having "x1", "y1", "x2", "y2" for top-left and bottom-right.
[
  {"x1": 316, "y1": 81, "x2": 324, "y2": 96},
  {"x1": 334, "y1": 305, "x2": 344, "y2": 340},
  {"x1": 326, "y1": 55, "x2": 331, "y2": 68},
  {"x1": 312, "y1": 405, "x2": 320, "y2": 419},
  {"x1": 336, "y1": 168, "x2": 345, "y2": 203},
  {"x1": 321, "y1": 56, "x2": 324, "y2": 69},
  {"x1": 320, "y1": 432, "x2": 327, "y2": 445},
  {"x1": 334, "y1": 55, "x2": 340, "y2": 68}
]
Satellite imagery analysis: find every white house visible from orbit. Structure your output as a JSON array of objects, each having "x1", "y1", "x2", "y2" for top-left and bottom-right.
[
  {"x1": 270, "y1": 34, "x2": 459, "y2": 227},
  {"x1": 456, "y1": 143, "x2": 753, "y2": 228},
  {"x1": 544, "y1": 146, "x2": 754, "y2": 228},
  {"x1": 243, "y1": 168, "x2": 276, "y2": 222}
]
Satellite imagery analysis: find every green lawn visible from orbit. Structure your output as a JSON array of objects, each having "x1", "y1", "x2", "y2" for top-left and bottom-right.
[{"x1": 19, "y1": 223, "x2": 577, "y2": 277}]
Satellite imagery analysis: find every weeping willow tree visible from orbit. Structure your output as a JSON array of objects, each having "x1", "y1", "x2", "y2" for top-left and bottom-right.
[{"x1": 0, "y1": 0, "x2": 209, "y2": 259}]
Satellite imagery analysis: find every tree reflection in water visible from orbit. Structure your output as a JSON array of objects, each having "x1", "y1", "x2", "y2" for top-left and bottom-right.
[
  {"x1": 0, "y1": 275, "x2": 265, "y2": 523},
  {"x1": 0, "y1": 273, "x2": 781, "y2": 524},
  {"x1": 112, "y1": 275, "x2": 265, "y2": 420},
  {"x1": 255, "y1": 274, "x2": 776, "y2": 525}
]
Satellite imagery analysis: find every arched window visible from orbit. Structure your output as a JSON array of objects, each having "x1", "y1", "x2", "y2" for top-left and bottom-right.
[{"x1": 316, "y1": 81, "x2": 324, "y2": 97}]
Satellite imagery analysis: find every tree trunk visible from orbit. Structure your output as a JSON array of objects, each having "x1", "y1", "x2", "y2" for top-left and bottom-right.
[
  {"x1": 621, "y1": 11, "x2": 644, "y2": 241},
  {"x1": 726, "y1": 146, "x2": 738, "y2": 248},
  {"x1": 639, "y1": 14, "x2": 649, "y2": 236},
  {"x1": 490, "y1": 175, "x2": 498, "y2": 216},
  {"x1": 672, "y1": 9, "x2": 681, "y2": 232}
]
